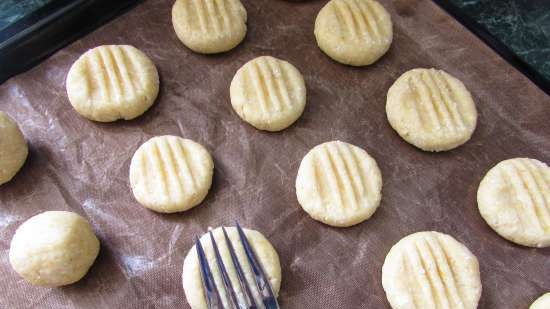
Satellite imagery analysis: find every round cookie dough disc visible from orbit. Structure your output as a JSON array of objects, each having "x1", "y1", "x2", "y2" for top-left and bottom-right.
[
  {"x1": 172, "y1": 0, "x2": 247, "y2": 54},
  {"x1": 477, "y1": 158, "x2": 550, "y2": 248},
  {"x1": 386, "y1": 68, "x2": 477, "y2": 152},
  {"x1": 66, "y1": 45, "x2": 159, "y2": 122},
  {"x1": 295, "y1": 141, "x2": 382, "y2": 227},
  {"x1": 129, "y1": 135, "x2": 214, "y2": 213},
  {"x1": 382, "y1": 231, "x2": 482, "y2": 309},
  {"x1": 182, "y1": 226, "x2": 281, "y2": 309},
  {"x1": 230, "y1": 56, "x2": 306, "y2": 132},
  {"x1": 530, "y1": 293, "x2": 550, "y2": 309},
  {"x1": 314, "y1": 0, "x2": 393, "y2": 66},
  {"x1": 9, "y1": 211, "x2": 100, "y2": 287},
  {"x1": 0, "y1": 112, "x2": 28, "y2": 185}
]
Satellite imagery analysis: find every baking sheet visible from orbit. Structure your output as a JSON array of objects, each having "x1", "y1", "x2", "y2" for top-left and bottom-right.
[{"x1": 1, "y1": 0, "x2": 549, "y2": 308}]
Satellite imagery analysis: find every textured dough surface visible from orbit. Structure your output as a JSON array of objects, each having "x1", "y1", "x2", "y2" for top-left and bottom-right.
[
  {"x1": 182, "y1": 227, "x2": 281, "y2": 309},
  {"x1": 230, "y1": 56, "x2": 306, "y2": 131},
  {"x1": 382, "y1": 231, "x2": 482, "y2": 309},
  {"x1": 0, "y1": 112, "x2": 28, "y2": 185},
  {"x1": 172, "y1": 0, "x2": 247, "y2": 54},
  {"x1": 66, "y1": 45, "x2": 159, "y2": 122},
  {"x1": 314, "y1": 0, "x2": 393, "y2": 66},
  {"x1": 530, "y1": 293, "x2": 550, "y2": 309},
  {"x1": 295, "y1": 141, "x2": 382, "y2": 227},
  {"x1": 386, "y1": 68, "x2": 477, "y2": 152},
  {"x1": 129, "y1": 135, "x2": 214, "y2": 213},
  {"x1": 477, "y1": 158, "x2": 550, "y2": 247},
  {"x1": 9, "y1": 211, "x2": 100, "y2": 287}
]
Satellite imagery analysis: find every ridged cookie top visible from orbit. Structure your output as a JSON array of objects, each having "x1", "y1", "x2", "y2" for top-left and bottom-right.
[
  {"x1": 386, "y1": 68, "x2": 477, "y2": 151},
  {"x1": 230, "y1": 56, "x2": 306, "y2": 131},
  {"x1": 295, "y1": 141, "x2": 382, "y2": 227},
  {"x1": 172, "y1": 0, "x2": 247, "y2": 54},
  {"x1": 382, "y1": 231, "x2": 481, "y2": 309},
  {"x1": 129, "y1": 136, "x2": 214, "y2": 213},
  {"x1": 314, "y1": 0, "x2": 393, "y2": 65},
  {"x1": 478, "y1": 158, "x2": 550, "y2": 247},
  {"x1": 66, "y1": 45, "x2": 159, "y2": 122}
]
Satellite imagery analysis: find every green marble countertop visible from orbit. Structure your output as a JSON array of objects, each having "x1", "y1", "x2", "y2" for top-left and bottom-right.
[
  {"x1": 449, "y1": 0, "x2": 550, "y2": 84},
  {"x1": 0, "y1": 0, "x2": 53, "y2": 31}
]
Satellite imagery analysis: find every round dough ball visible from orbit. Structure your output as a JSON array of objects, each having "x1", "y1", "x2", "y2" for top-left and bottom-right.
[
  {"x1": 9, "y1": 211, "x2": 100, "y2": 287},
  {"x1": 314, "y1": 0, "x2": 393, "y2": 66},
  {"x1": 129, "y1": 135, "x2": 214, "y2": 213},
  {"x1": 230, "y1": 56, "x2": 306, "y2": 131},
  {"x1": 0, "y1": 112, "x2": 28, "y2": 185},
  {"x1": 182, "y1": 226, "x2": 281, "y2": 309},
  {"x1": 66, "y1": 45, "x2": 159, "y2": 122},
  {"x1": 386, "y1": 68, "x2": 477, "y2": 152},
  {"x1": 382, "y1": 231, "x2": 482, "y2": 309},
  {"x1": 530, "y1": 293, "x2": 550, "y2": 309},
  {"x1": 477, "y1": 158, "x2": 550, "y2": 248},
  {"x1": 295, "y1": 141, "x2": 382, "y2": 227},
  {"x1": 172, "y1": 0, "x2": 247, "y2": 54}
]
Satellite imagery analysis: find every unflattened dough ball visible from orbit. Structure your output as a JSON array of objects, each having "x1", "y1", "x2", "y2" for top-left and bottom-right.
[
  {"x1": 296, "y1": 141, "x2": 382, "y2": 227},
  {"x1": 66, "y1": 45, "x2": 159, "y2": 122},
  {"x1": 182, "y1": 226, "x2": 281, "y2": 309},
  {"x1": 314, "y1": 0, "x2": 393, "y2": 66},
  {"x1": 172, "y1": 0, "x2": 247, "y2": 54},
  {"x1": 129, "y1": 135, "x2": 214, "y2": 213},
  {"x1": 382, "y1": 231, "x2": 482, "y2": 309},
  {"x1": 9, "y1": 211, "x2": 100, "y2": 287},
  {"x1": 530, "y1": 293, "x2": 550, "y2": 309},
  {"x1": 386, "y1": 68, "x2": 477, "y2": 152},
  {"x1": 0, "y1": 112, "x2": 28, "y2": 185},
  {"x1": 230, "y1": 56, "x2": 306, "y2": 132},
  {"x1": 477, "y1": 158, "x2": 550, "y2": 248}
]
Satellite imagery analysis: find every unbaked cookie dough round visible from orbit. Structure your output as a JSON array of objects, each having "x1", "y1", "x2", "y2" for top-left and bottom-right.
[
  {"x1": 295, "y1": 141, "x2": 382, "y2": 227},
  {"x1": 0, "y1": 112, "x2": 28, "y2": 185},
  {"x1": 66, "y1": 45, "x2": 159, "y2": 122},
  {"x1": 182, "y1": 226, "x2": 281, "y2": 309},
  {"x1": 9, "y1": 211, "x2": 100, "y2": 287},
  {"x1": 386, "y1": 68, "x2": 477, "y2": 152},
  {"x1": 314, "y1": 0, "x2": 393, "y2": 66},
  {"x1": 530, "y1": 293, "x2": 550, "y2": 309},
  {"x1": 129, "y1": 135, "x2": 214, "y2": 213},
  {"x1": 382, "y1": 231, "x2": 482, "y2": 309},
  {"x1": 230, "y1": 56, "x2": 306, "y2": 132},
  {"x1": 477, "y1": 158, "x2": 550, "y2": 248},
  {"x1": 172, "y1": 0, "x2": 247, "y2": 54}
]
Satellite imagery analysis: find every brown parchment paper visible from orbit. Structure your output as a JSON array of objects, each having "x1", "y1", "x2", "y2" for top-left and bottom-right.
[{"x1": 1, "y1": 0, "x2": 549, "y2": 308}]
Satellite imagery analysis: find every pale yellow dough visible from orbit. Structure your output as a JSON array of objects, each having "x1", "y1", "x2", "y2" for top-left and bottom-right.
[
  {"x1": 314, "y1": 0, "x2": 393, "y2": 66},
  {"x1": 477, "y1": 158, "x2": 550, "y2": 248},
  {"x1": 230, "y1": 56, "x2": 306, "y2": 132},
  {"x1": 382, "y1": 231, "x2": 482, "y2": 309},
  {"x1": 9, "y1": 211, "x2": 100, "y2": 287},
  {"x1": 182, "y1": 226, "x2": 281, "y2": 309},
  {"x1": 295, "y1": 141, "x2": 382, "y2": 227},
  {"x1": 530, "y1": 293, "x2": 550, "y2": 309},
  {"x1": 66, "y1": 45, "x2": 159, "y2": 122},
  {"x1": 0, "y1": 112, "x2": 28, "y2": 185},
  {"x1": 129, "y1": 135, "x2": 214, "y2": 213},
  {"x1": 386, "y1": 68, "x2": 477, "y2": 152},
  {"x1": 172, "y1": 0, "x2": 247, "y2": 54}
]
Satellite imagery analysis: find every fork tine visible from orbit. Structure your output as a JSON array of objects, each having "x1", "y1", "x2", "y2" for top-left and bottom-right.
[
  {"x1": 209, "y1": 230, "x2": 239, "y2": 309},
  {"x1": 222, "y1": 226, "x2": 259, "y2": 309},
  {"x1": 196, "y1": 236, "x2": 223, "y2": 309},
  {"x1": 235, "y1": 223, "x2": 280, "y2": 309}
]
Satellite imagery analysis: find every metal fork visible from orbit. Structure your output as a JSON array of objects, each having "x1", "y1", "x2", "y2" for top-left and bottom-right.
[{"x1": 195, "y1": 223, "x2": 280, "y2": 309}]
